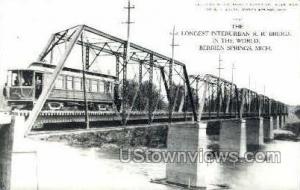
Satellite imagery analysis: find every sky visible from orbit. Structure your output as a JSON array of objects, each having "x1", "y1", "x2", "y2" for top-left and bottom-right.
[{"x1": 0, "y1": 0, "x2": 300, "y2": 105}]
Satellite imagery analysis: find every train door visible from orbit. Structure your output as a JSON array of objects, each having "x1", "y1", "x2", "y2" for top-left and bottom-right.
[{"x1": 35, "y1": 73, "x2": 43, "y2": 99}]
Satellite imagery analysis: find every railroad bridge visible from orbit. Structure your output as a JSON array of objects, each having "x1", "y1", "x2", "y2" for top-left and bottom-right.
[
  {"x1": 9, "y1": 26, "x2": 287, "y2": 169},
  {"x1": 3, "y1": 25, "x2": 286, "y2": 135},
  {"x1": 1, "y1": 25, "x2": 290, "y2": 189}
]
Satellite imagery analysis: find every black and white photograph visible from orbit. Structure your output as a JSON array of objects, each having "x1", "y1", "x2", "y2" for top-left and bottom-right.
[{"x1": 0, "y1": 0, "x2": 299, "y2": 189}]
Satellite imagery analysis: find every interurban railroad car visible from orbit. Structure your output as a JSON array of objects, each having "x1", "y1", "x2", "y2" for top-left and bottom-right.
[{"x1": 3, "y1": 62, "x2": 116, "y2": 111}]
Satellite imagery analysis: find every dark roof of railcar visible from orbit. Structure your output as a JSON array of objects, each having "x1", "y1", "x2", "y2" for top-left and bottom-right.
[{"x1": 30, "y1": 62, "x2": 116, "y2": 80}]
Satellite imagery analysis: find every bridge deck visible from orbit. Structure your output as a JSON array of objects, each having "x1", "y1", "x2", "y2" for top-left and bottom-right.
[{"x1": 10, "y1": 110, "x2": 284, "y2": 130}]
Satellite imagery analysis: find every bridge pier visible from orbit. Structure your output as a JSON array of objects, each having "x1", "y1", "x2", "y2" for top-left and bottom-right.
[
  {"x1": 219, "y1": 119, "x2": 247, "y2": 158},
  {"x1": 263, "y1": 117, "x2": 274, "y2": 141},
  {"x1": 273, "y1": 116, "x2": 280, "y2": 130},
  {"x1": 279, "y1": 115, "x2": 285, "y2": 128},
  {"x1": 206, "y1": 121, "x2": 221, "y2": 135},
  {"x1": 245, "y1": 117, "x2": 264, "y2": 149},
  {"x1": 0, "y1": 115, "x2": 14, "y2": 190},
  {"x1": 166, "y1": 122, "x2": 207, "y2": 188}
]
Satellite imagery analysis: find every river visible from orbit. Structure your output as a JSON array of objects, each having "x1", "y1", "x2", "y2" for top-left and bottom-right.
[{"x1": 10, "y1": 131, "x2": 300, "y2": 190}]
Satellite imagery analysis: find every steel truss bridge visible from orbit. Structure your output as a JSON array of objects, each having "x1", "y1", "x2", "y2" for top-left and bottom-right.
[{"x1": 17, "y1": 25, "x2": 287, "y2": 135}]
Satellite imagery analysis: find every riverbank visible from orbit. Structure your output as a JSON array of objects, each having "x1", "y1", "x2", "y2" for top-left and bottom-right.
[
  {"x1": 274, "y1": 129, "x2": 298, "y2": 141},
  {"x1": 274, "y1": 121, "x2": 300, "y2": 141},
  {"x1": 38, "y1": 120, "x2": 300, "y2": 151},
  {"x1": 38, "y1": 124, "x2": 169, "y2": 152}
]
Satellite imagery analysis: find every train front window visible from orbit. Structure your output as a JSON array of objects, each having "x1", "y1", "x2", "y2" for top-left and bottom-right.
[
  {"x1": 11, "y1": 71, "x2": 19, "y2": 86},
  {"x1": 11, "y1": 70, "x2": 33, "y2": 87}
]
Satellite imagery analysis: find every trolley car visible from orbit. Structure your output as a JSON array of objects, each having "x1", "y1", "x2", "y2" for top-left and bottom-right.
[{"x1": 4, "y1": 62, "x2": 116, "y2": 111}]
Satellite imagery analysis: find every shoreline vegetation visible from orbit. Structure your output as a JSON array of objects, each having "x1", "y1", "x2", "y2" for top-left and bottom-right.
[{"x1": 40, "y1": 125, "x2": 168, "y2": 152}]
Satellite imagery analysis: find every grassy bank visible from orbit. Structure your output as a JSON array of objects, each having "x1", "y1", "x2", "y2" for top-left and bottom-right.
[{"x1": 40, "y1": 125, "x2": 169, "y2": 151}]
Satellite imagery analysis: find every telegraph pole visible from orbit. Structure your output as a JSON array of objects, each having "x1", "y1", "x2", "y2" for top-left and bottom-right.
[
  {"x1": 229, "y1": 62, "x2": 236, "y2": 114},
  {"x1": 231, "y1": 62, "x2": 235, "y2": 84},
  {"x1": 122, "y1": 0, "x2": 135, "y2": 125},
  {"x1": 81, "y1": 34, "x2": 90, "y2": 129},
  {"x1": 248, "y1": 74, "x2": 251, "y2": 90},
  {"x1": 169, "y1": 26, "x2": 179, "y2": 123},
  {"x1": 217, "y1": 54, "x2": 224, "y2": 80},
  {"x1": 124, "y1": 0, "x2": 134, "y2": 60},
  {"x1": 216, "y1": 54, "x2": 224, "y2": 116},
  {"x1": 248, "y1": 74, "x2": 251, "y2": 113}
]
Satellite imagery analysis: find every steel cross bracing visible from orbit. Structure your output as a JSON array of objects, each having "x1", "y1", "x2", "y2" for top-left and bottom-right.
[
  {"x1": 25, "y1": 25, "x2": 198, "y2": 134},
  {"x1": 189, "y1": 74, "x2": 288, "y2": 121},
  {"x1": 24, "y1": 25, "x2": 288, "y2": 135}
]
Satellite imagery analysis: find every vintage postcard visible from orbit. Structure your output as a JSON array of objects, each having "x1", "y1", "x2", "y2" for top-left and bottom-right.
[{"x1": 0, "y1": 0, "x2": 299, "y2": 189}]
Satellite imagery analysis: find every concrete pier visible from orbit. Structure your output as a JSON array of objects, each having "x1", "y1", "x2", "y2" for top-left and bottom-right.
[
  {"x1": 246, "y1": 117, "x2": 264, "y2": 149},
  {"x1": 279, "y1": 115, "x2": 285, "y2": 128},
  {"x1": 206, "y1": 121, "x2": 221, "y2": 135},
  {"x1": 263, "y1": 117, "x2": 274, "y2": 141},
  {"x1": 166, "y1": 122, "x2": 207, "y2": 188},
  {"x1": 273, "y1": 116, "x2": 280, "y2": 130},
  {"x1": 0, "y1": 115, "x2": 14, "y2": 190},
  {"x1": 219, "y1": 119, "x2": 247, "y2": 158}
]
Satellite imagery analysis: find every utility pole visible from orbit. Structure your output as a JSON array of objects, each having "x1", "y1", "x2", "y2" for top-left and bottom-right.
[
  {"x1": 228, "y1": 62, "x2": 236, "y2": 114},
  {"x1": 231, "y1": 62, "x2": 235, "y2": 84},
  {"x1": 122, "y1": 0, "x2": 135, "y2": 125},
  {"x1": 124, "y1": 0, "x2": 134, "y2": 61},
  {"x1": 169, "y1": 26, "x2": 179, "y2": 123},
  {"x1": 248, "y1": 74, "x2": 251, "y2": 113},
  {"x1": 216, "y1": 54, "x2": 224, "y2": 116},
  {"x1": 81, "y1": 34, "x2": 90, "y2": 129},
  {"x1": 248, "y1": 74, "x2": 251, "y2": 90},
  {"x1": 217, "y1": 54, "x2": 224, "y2": 80},
  {"x1": 263, "y1": 85, "x2": 266, "y2": 114}
]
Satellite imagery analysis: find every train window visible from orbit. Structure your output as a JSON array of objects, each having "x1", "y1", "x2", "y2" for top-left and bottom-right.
[
  {"x1": 54, "y1": 76, "x2": 64, "y2": 89},
  {"x1": 91, "y1": 80, "x2": 98, "y2": 92},
  {"x1": 66, "y1": 76, "x2": 73, "y2": 90},
  {"x1": 74, "y1": 78, "x2": 82, "y2": 91},
  {"x1": 99, "y1": 81, "x2": 104, "y2": 93},
  {"x1": 10, "y1": 70, "x2": 33, "y2": 87},
  {"x1": 105, "y1": 82, "x2": 110, "y2": 94},
  {"x1": 21, "y1": 71, "x2": 33, "y2": 86},
  {"x1": 84, "y1": 79, "x2": 90, "y2": 92},
  {"x1": 7, "y1": 71, "x2": 12, "y2": 87},
  {"x1": 11, "y1": 71, "x2": 19, "y2": 86}
]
